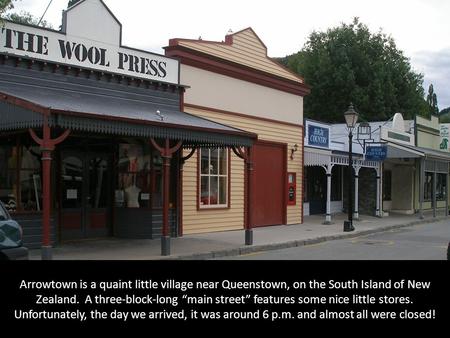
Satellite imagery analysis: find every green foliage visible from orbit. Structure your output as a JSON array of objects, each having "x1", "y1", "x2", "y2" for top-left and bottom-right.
[
  {"x1": 426, "y1": 84, "x2": 439, "y2": 116},
  {"x1": 68, "y1": 0, "x2": 82, "y2": 8},
  {"x1": 0, "y1": 0, "x2": 14, "y2": 18},
  {"x1": 285, "y1": 18, "x2": 428, "y2": 123},
  {"x1": 3, "y1": 10, "x2": 52, "y2": 28},
  {"x1": 440, "y1": 107, "x2": 450, "y2": 123}
]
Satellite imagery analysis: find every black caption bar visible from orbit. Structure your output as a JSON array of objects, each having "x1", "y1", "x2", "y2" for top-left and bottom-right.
[{"x1": 1, "y1": 261, "x2": 449, "y2": 331}]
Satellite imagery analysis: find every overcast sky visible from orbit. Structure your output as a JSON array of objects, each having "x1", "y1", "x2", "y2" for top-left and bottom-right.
[{"x1": 7, "y1": 0, "x2": 450, "y2": 109}]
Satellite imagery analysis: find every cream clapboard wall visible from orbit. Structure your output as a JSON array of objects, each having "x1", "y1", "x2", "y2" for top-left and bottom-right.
[
  {"x1": 176, "y1": 27, "x2": 304, "y2": 234},
  {"x1": 180, "y1": 65, "x2": 303, "y2": 125},
  {"x1": 182, "y1": 106, "x2": 303, "y2": 234}
]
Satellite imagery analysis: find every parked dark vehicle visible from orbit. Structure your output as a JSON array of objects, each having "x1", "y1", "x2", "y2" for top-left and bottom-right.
[{"x1": 0, "y1": 201, "x2": 28, "y2": 260}]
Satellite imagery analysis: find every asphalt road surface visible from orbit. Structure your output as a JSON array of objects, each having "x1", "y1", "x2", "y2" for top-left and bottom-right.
[{"x1": 221, "y1": 220, "x2": 450, "y2": 260}]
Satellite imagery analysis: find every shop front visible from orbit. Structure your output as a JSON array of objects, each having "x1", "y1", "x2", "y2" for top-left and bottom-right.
[
  {"x1": 414, "y1": 115, "x2": 450, "y2": 217},
  {"x1": 0, "y1": 0, "x2": 256, "y2": 258},
  {"x1": 306, "y1": 112, "x2": 450, "y2": 220},
  {"x1": 165, "y1": 28, "x2": 309, "y2": 233}
]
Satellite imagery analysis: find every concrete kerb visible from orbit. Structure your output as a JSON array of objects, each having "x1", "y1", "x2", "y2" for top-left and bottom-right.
[{"x1": 165, "y1": 216, "x2": 447, "y2": 260}]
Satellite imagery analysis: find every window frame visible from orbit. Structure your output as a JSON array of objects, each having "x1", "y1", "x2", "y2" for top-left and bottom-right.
[
  {"x1": 197, "y1": 148, "x2": 231, "y2": 210},
  {"x1": 436, "y1": 173, "x2": 447, "y2": 201},
  {"x1": 424, "y1": 172, "x2": 434, "y2": 202},
  {"x1": 0, "y1": 136, "x2": 44, "y2": 215}
]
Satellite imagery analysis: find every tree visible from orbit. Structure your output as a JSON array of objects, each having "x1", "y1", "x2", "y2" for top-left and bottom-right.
[
  {"x1": 440, "y1": 107, "x2": 450, "y2": 123},
  {"x1": 284, "y1": 18, "x2": 428, "y2": 122},
  {"x1": 68, "y1": 0, "x2": 82, "y2": 8},
  {"x1": 0, "y1": 0, "x2": 14, "y2": 18},
  {"x1": 3, "y1": 10, "x2": 53, "y2": 28},
  {"x1": 426, "y1": 84, "x2": 439, "y2": 116}
]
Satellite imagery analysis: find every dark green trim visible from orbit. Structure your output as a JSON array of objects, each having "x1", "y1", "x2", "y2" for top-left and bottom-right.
[
  {"x1": 387, "y1": 131, "x2": 411, "y2": 142},
  {"x1": 417, "y1": 124, "x2": 440, "y2": 136}
]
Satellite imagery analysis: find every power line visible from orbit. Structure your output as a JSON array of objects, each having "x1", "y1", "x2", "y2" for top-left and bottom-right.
[{"x1": 38, "y1": 0, "x2": 53, "y2": 26}]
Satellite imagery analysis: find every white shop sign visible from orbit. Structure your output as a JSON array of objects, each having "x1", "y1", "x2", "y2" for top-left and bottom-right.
[{"x1": 0, "y1": 19, "x2": 179, "y2": 85}]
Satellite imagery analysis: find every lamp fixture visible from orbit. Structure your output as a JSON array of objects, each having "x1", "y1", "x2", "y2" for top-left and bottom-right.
[
  {"x1": 290, "y1": 143, "x2": 299, "y2": 160},
  {"x1": 343, "y1": 103, "x2": 357, "y2": 233},
  {"x1": 344, "y1": 103, "x2": 359, "y2": 131},
  {"x1": 156, "y1": 110, "x2": 164, "y2": 121}
]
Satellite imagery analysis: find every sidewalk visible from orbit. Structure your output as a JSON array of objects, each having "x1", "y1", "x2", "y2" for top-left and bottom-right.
[{"x1": 28, "y1": 212, "x2": 448, "y2": 260}]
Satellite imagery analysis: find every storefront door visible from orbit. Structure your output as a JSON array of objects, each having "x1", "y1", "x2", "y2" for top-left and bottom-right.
[
  {"x1": 60, "y1": 151, "x2": 111, "y2": 240},
  {"x1": 251, "y1": 141, "x2": 286, "y2": 227},
  {"x1": 308, "y1": 167, "x2": 326, "y2": 215}
]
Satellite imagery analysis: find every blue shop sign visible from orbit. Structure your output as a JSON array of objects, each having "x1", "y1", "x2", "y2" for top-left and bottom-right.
[
  {"x1": 365, "y1": 145, "x2": 387, "y2": 161},
  {"x1": 308, "y1": 125, "x2": 329, "y2": 148}
]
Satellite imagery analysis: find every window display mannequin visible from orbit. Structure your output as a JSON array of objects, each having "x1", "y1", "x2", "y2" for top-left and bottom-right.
[{"x1": 125, "y1": 174, "x2": 141, "y2": 208}]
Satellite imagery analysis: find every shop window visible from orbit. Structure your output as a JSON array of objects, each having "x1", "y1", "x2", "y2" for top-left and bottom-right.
[
  {"x1": 199, "y1": 148, "x2": 228, "y2": 208},
  {"x1": 331, "y1": 166, "x2": 342, "y2": 201},
  {"x1": 436, "y1": 173, "x2": 447, "y2": 201},
  {"x1": 151, "y1": 153, "x2": 163, "y2": 209},
  {"x1": 0, "y1": 145, "x2": 18, "y2": 213},
  {"x1": 19, "y1": 146, "x2": 42, "y2": 212},
  {"x1": 88, "y1": 156, "x2": 108, "y2": 209},
  {"x1": 383, "y1": 170, "x2": 392, "y2": 201},
  {"x1": 424, "y1": 172, "x2": 433, "y2": 202},
  {"x1": 0, "y1": 143, "x2": 42, "y2": 213},
  {"x1": 116, "y1": 143, "x2": 151, "y2": 208},
  {"x1": 61, "y1": 155, "x2": 83, "y2": 209}
]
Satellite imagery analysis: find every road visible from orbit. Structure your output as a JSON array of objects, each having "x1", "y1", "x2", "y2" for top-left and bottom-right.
[{"x1": 220, "y1": 220, "x2": 450, "y2": 260}]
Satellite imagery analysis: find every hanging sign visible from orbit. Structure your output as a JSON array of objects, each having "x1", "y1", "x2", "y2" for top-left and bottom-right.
[
  {"x1": 307, "y1": 124, "x2": 329, "y2": 148},
  {"x1": 365, "y1": 145, "x2": 387, "y2": 161}
]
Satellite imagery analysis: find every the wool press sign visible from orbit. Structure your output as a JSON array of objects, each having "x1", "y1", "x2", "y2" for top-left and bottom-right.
[{"x1": 0, "y1": 21, "x2": 179, "y2": 85}]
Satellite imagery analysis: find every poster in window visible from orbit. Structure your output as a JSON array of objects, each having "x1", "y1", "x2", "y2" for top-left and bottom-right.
[{"x1": 32, "y1": 174, "x2": 41, "y2": 211}]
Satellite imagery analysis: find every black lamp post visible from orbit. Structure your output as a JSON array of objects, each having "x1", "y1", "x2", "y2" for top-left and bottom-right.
[{"x1": 344, "y1": 103, "x2": 359, "y2": 232}]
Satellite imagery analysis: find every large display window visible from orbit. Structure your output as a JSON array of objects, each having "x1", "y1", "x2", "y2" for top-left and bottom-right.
[
  {"x1": 0, "y1": 137, "x2": 42, "y2": 213},
  {"x1": 116, "y1": 143, "x2": 151, "y2": 209}
]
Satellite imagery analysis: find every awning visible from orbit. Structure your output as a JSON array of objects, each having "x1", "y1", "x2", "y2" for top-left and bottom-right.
[
  {"x1": 388, "y1": 141, "x2": 450, "y2": 162},
  {"x1": 0, "y1": 66, "x2": 256, "y2": 148},
  {"x1": 414, "y1": 145, "x2": 450, "y2": 161},
  {"x1": 385, "y1": 142, "x2": 423, "y2": 159}
]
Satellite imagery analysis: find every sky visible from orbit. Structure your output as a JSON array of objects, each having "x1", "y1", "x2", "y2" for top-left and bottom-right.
[{"x1": 6, "y1": 0, "x2": 450, "y2": 109}]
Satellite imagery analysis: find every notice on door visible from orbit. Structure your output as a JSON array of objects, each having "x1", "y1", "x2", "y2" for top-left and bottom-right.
[{"x1": 67, "y1": 189, "x2": 78, "y2": 200}]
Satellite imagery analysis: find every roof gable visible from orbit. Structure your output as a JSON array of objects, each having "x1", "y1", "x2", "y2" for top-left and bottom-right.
[
  {"x1": 225, "y1": 27, "x2": 267, "y2": 56},
  {"x1": 62, "y1": 0, "x2": 122, "y2": 46},
  {"x1": 168, "y1": 27, "x2": 304, "y2": 84}
]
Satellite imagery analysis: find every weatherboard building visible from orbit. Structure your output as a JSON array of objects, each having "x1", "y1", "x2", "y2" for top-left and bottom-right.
[
  {"x1": 303, "y1": 113, "x2": 450, "y2": 223},
  {"x1": 0, "y1": 0, "x2": 309, "y2": 257}
]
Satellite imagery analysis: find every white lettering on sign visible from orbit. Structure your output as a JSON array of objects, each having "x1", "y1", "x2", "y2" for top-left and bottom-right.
[
  {"x1": 0, "y1": 22, "x2": 179, "y2": 85},
  {"x1": 307, "y1": 122, "x2": 329, "y2": 148}
]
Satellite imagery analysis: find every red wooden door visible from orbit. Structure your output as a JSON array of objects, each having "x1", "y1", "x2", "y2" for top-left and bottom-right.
[
  {"x1": 251, "y1": 142, "x2": 286, "y2": 227},
  {"x1": 60, "y1": 151, "x2": 110, "y2": 240}
]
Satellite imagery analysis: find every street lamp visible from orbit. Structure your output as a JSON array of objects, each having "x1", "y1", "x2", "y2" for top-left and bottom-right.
[{"x1": 344, "y1": 103, "x2": 359, "y2": 232}]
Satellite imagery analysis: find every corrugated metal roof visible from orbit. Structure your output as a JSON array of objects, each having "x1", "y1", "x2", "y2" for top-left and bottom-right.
[{"x1": 0, "y1": 65, "x2": 256, "y2": 147}]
